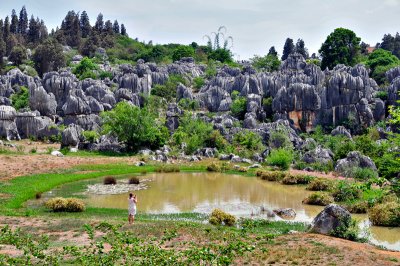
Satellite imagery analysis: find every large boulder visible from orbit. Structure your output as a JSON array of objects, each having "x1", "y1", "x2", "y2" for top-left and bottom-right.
[
  {"x1": 15, "y1": 111, "x2": 53, "y2": 139},
  {"x1": 0, "y1": 105, "x2": 20, "y2": 140},
  {"x1": 302, "y1": 146, "x2": 334, "y2": 165},
  {"x1": 310, "y1": 204, "x2": 352, "y2": 235},
  {"x1": 61, "y1": 124, "x2": 83, "y2": 148},
  {"x1": 331, "y1": 126, "x2": 352, "y2": 139},
  {"x1": 335, "y1": 151, "x2": 377, "y2": 176}
]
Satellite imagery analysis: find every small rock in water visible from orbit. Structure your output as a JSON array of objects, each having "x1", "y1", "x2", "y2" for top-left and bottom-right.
[
  {"x1": 51, "y1": 150, "x2": 64, "y2": 157},
  {"x1": 273, "y1": 208, "x2": 296, "y2": 220}
]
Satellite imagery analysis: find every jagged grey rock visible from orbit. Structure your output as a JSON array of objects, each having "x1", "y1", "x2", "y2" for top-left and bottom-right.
[
  {"x1": 335, "y1": 151, "x2": 377, "y2": 176},
  {"x1": 302, "y1": 146, "x2": 334, "y2": 165},
  {"x1": 310, "y1": 204, "x2": 351, "y2": 235},
  {"x1": 331, "y1": 126, "x2": 352, "y2": 139},
  {"x1": 0, "y1": 105, "x2": 20, "y2": 140},
  {"x1": 61, "y1": 124, "x2": 83, "y2": 148}
]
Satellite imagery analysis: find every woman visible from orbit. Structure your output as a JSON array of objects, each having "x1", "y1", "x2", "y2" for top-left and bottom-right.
[{"x1": 128, "y1": 193, "x2": 138, "y2": 224}]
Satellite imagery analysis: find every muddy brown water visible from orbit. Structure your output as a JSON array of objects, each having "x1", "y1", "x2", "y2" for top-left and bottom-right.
[{"x1": 42, "y1": 172, "x2": 400, "y2": 251}]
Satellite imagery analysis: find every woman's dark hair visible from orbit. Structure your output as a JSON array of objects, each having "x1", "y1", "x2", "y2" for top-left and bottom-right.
[{"x1": 129, "y1": 193, "x2": 133, "y2": 198}]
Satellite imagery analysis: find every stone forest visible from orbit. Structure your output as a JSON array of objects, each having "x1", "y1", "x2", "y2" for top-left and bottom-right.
[{"x1": 0, "y1": 4, "x2": 400, "y2": 265}]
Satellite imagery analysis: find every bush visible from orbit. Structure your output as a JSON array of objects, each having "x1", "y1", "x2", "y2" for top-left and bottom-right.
[
  {"x1": 101, "y1": 102, "x2": 169, "y2": 151},
  {"x1": 258, "y1": 171, "x2": 287, "y2": 182},
  {"x1": 73, "y1": 57, "x2": 98, "y2": 80},
  {"x1": 209, "y1": 209, "x2": 236, "y2": 226},
  {"x1": 206, "y1": 162, "x2": 221, "y2": 172},
  {"x1": 349, "y1": 167, "x2": 378, "y2": 180},
  {"x1": 266, "y1": 149, "x2": 293, "y2": 170},
  {"x1": 172, "y1": 45, "x2": 195, "y2": 62},
  {"x1": 332, "y1": 181, "x2": 362, "y2": 202},
  {"x1": 11, "y1": 86, "x2": 29, "y2": 111},
  {"x1": 128, "y1": 176, "x2": 140, "y2": 185},
  {"x1": 172, "y1": 114, "x2": 214, "y2": 154},
  {"x1": 193, "y1": 77, "x2": 205, "y2": 91},
  {"x1": 307, "y1": 178, "x2": 334, "y2": 191},
  {"x1": 368, "y1": 201, "x2": 400, "y2": 226},
  {"x1": 302, "y1": 192, "x2": 334, "y2": 206},
  {"x1": 151, "y1": 74, "x2": 188, "y2": 101},
  {"x1": 230, "y1": 96, "x2": 247, "y2": 120},
  {"x1": 232, "y1": 130, "x2": 265, "y2": 157},
  {"x1": 83, "y1": 130, "x2": 100, "y2": 143},
  {"x1": 345, "y1": 201, "x2": 369, "y2": 214},
  {"x1": 45, "y1": 197, "x2": 85, "y2": 212},
  {"x1": 331, "y1": 218, "x2": 364, "y2": 242},
  {"x1": 155, "y1": 165, "x2": 180, "y2": 173},
  {"x1": 103, "y1": 176, "x2": 117, "y2": 185},
  {"x1": 282, "y1": 174, "x2": 315, "y2": 185},
  {"x1": 268, "y1": 130, "x2": 292, "y2": 150}
]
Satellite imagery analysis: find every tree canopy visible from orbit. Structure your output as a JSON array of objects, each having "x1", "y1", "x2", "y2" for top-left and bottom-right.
[{"x1": 319, "y1": 28, "x2": 361, "y2": 70}]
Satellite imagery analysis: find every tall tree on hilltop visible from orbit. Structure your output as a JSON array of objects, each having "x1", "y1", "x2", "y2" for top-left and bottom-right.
[
  {"x1": 18, "y1": 6, "x2": 28, "y2": 36},
  {"x1": 268, "y1": 46, "x2": 278, "y2": 57},
  {"x1": 10, "y1": 9, "x2": 18, "y2": 34},
  {"x1": 120, "y1": 24, "x2": 127, "y2": 36},
  {"x1": 378, "y1": 33, "x2": 400, "y2": 59},
  {"x1": 27, "y1": 15, "x2": 39, "y2": 44},
  {"x1": 0, "y1": 19, "x2": 5, "y2": 68},
  {"x1": 94, "y1": 13, "x2": 104, "y2": 32},
  {"x1": 61, "y1": 11, "x2": 81, "y2": 47},
  {"x1": 295, "y1": 38, "x2": 309, "y2": 59},
  {"x1": 319, "y1": 28, "x2": 361, "y2": 70},
  {"x1": 104, "y1": 20, "x2": 113, "y2": 34},
  {"x1": 38, "y1": 19, "x2": 48, "y2": 42},
  {"x1": 113, "y1": 20, "x2": 120, "y2": 34},
  {"x1": 281, "y1": 38, "x2": 294, "y2": 60},
  {"x1": 81, "y1": 31, "x2": 99, "y2": 57},
  {"x1": 3, "y1": 16, "x2": 10, "y2": 42},
  {"x1": 80, "y1": 11, "x2": 91, "y2": 38}
]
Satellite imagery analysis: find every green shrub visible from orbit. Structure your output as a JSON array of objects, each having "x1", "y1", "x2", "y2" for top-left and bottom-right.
[
  {"x1": 30, "y1": 147, "x2": 37, "y2": 154},
  {"x1": 232, "y1": 130, "x2": 265, "y2": 157},
  {"x1": 345, "y1": 201, "x2": 369, "y2": 214},
  {"x1": 172, "y1": 45, "x2": 195, "y2": 62},
  {"x1": 99, "y1": 71, "x2": 113, "y2": 80},
  {"x1": 307, "y1": 178, "x2": 334, "y2": 191},
  {"x1": 101, "y1": 102, "x2": 169, "y2": 151},
  {"x1": 11, "y1": 86, "x2": 29, "y2": 111},
  {"x1": 45, "y1": 197, "x2": 85, "y2": 212},
  {"x1": 73, "y1": 57, "x2": 98, "y2": 80},
  {"x1": 178, "y1": 98, "x2": 199, "y2": 111},
  {"x1": 349, "y1": 167, "x2": 378, "y2": 180},
  {"x1": 155, "y1": 165, "x2": 180, "y2": 173},
  {"x1": 330, "y1": 218, "x2": 364, "y2": 242},
  {"x1": 83, "y1": 130, "x2": 100, "y2": 143},
  {"x1": 230, "y1": 96, "x2": 247, "y2": 120},
  {"x1": 103, "y1": 176, "x2": 117, "y2": 185},
  {"x1": 151, "y1": 74, "x2": 188, "y2": 101},
  {"x1": 172, "y1": 114, "x2": 213, "y2": 154},
  {"x1": 282, "y1": 174, "x2": 315, "y2": 185},
  {"x1": 266, "y1": 149, "x2": 293, "y2": 170},
  {"x1": 332, "y1": 181, "x2": 362, "y2": 202},
  {"x1": 128, "y1": 176, "x2": 140, "y2": 185},
  {"x1": 302, "y1": 192, "x2": 334, "y2": 206},
  {"x1": 258, "y1": 171, "x2": 287, "y2": 182},
  {"x1": 206, "y1": 162, "x2": 221, "y2": 172},
  {"x1": 193, "y1": 77, "x2": 205, "y2": 91},
  {"x1": 268, "y1": 129, "x2": 292, "y2": 150},
  {"x1": 209, "y1": 209, "x2": 236, "y2": 226},
  {"x1": 368, "y1": 201, "x2": 400, "y2": 226}
]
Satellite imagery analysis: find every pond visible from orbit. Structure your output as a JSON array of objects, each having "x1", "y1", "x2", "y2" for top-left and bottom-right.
[{"x1": 38, "y1": 172, "x2": 400, "y2": 251}]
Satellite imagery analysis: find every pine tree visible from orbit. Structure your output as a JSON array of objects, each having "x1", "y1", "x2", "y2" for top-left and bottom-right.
[
  {"x1": 18, "y1": 6, "x2": 28, "y2": 36},
  {"x1": 39, "y1": 20, "x2": 48, "y2": 42},
  {"x1": 81, "y1": 31, "x2": 98, "y2": 57},
  {"x1": 268, "y1": 46, "x2": 278, "y2": 56},
  {"x1": 10, "y1": 9, "x2": 18, "y2": 34},
  {"x1": 94, "y1": 13, "x2": 104, "y2": 32},
  {"x1": 33, "y1": 38, "x2": 65, "y2": 76},
  {"x1": 0, "y1": 19, "x2": 5, "y2": 67},
  {"x1": 28, "y1": 15, "x2": 39, "y2": 44},
  {"x1": 3, "y1": 16, "x2": 10, "y2": 42},
  {"x1": 295, "y1": 39, "x2": 309, "y2": 59},
  {"x1": 113, "y1": 20, "x2": 120, "y2": 34},
  {"x1": 61, "y1": 11, "x2": 81, "y2": 47},
  {"x1": 281, "y1": 38, "x2": 294, "y2": 60},
  {"x1": 120, "y1": 24, "x2": 127, "y2": 36},
  {"x1": 104, "y1": 20, "x2": 113, "y2": 34},
  {"x1": 80, "y1": 11, "x2": 91, "y2": 38}
]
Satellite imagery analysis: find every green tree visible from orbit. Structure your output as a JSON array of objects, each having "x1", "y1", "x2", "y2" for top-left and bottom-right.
[
  {"x1": 33, "y1": 38, "x2": 66, "y2": 76},
  {"x1": 113, "y1": 20, "x2": 120, "y2": 34},
  {"x1": 319, "y1": 28, "x2": 361, "y2": 70},
  {"x1": 0, "y1": 19, "x2": 5, "y2": 68},
  {"x1": 172, "y1": 45, "x2": 195, "y2": 62},
  {"x1": 281, "y1": 38, "x2": 294, "y2": 60},
  {"x1": 203, "y1": 26, "x2": 234, "y2": 63},
  {"x1": 230, "y1": 95, "x2": 247, "y2": 120},
  {"x1": 101, "y1": 101, "x2": 169, "y2": 151},
  {"x1": 250, "y1": 54, "x2": 280, "y2": 72},
  {"x1": 18, "y1": 6, "x2": 28, "y2": 36},
  {"x1": 11, "y1": 86, "x2": 29, "y2": 111},
  {"x1": 27, "y1": 15, "x2": 39, "y2": 44},
  {"x1": 79, "y1": 11, "x2": 91, "y2": 38},
  {"x1": 151, "y1": 75, "x2": 188, "y2": 101},
  {"x1": 73, "y1": 57, "x2": 98, "y2": 80},
  {"x1": 120, "y1": 24, "x2": 127, "y2": 36},
  {"x1": 367, "y1": 49, "x2": 400, "y2": 85},
  {"x1": 9, "y1": 46, "x2": 26, "y2": 66},
  {"x1": 10, "y1": 9, "x2": 18, "y2": 34},
  {"x1": 268, "y1": 46, "x2": 278, "y2": 57},
  {"x1": 208, "y1": 48, "x2": 232, "y2": 63}
]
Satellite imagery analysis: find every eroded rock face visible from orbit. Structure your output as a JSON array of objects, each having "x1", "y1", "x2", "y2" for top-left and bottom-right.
[
  {"x1": 311, "y1": 204, "x2": 351, "y2": 235},
  {"x1": 302, "y1": 146, "x2": 334, "y2": 165},
  {"x1": 15, "y1": 111, "x2": 54, "y2": 139},
  {"x1": 331, "y1": 126, "x2": 352, "y2": 139},
  {"x1": 0, "y1": 105, "x2": 20, "y2": 140}
]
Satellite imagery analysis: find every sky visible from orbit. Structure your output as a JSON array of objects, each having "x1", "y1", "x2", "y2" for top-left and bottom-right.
[{"x1": 1, "y1": 0, "x2": 400, "y2": 60}]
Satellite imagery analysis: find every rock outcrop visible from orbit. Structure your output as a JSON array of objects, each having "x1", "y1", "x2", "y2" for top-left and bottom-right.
[{"x1": 311, "y1": 204, "x2": 352, "y2": 235}]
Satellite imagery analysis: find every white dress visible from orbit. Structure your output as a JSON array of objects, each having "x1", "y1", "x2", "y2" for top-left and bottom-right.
[{"x1": 128, "y1": 198, "x2": 137, "y2": 216}]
